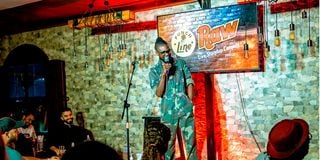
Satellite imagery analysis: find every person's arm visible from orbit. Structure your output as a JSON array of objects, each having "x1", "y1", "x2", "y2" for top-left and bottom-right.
[
  {"x1": 155, "y1": 73, "x2": 167, "y2": 97},
  {"x1": 182, "y1": 60, "x2": 194, "y2": 100},
  {"x1": 23, "y1": 156, "x2": 60, "y2": 160},
  {"x1": 149, "y1": 63, "x2": 170, "y2": 98},
  {"x1": 187, "y1": 84, "x2": 194, "y2": 100},
  {"x1": 155, "y1": 63, "x2": 171, "y2": 97},
  {"x1": 49, "y1": 146, "x2": 60, "y2": 157}
]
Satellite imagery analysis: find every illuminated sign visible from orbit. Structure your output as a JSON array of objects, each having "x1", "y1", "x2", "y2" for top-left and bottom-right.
[{"x1": 157, "y1": 3, "x2": 263, "y2": 73}]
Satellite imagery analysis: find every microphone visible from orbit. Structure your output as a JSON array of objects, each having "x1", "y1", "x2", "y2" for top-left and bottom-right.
[
  {"x1": 131, "y1": 60, "x2": 137, "y2": 65},
  {"x1": 164, "y1": 55, "x2": 170, "y2": 63},
  {"x1": 163, "y1": 55, "x2": 171, "y2": 75},
  {"x1": 131, "y1": 60, "x2": 138, "y2": 69}
]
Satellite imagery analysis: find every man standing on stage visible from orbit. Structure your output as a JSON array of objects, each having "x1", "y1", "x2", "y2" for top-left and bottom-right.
[{"x1": 149, "y1": 37, "x2": 197, "y2": 160}]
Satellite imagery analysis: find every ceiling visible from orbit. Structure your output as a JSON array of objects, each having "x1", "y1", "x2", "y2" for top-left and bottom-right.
[{"x1": 0, "y1": 0, "x2": 196, "y2": 35}]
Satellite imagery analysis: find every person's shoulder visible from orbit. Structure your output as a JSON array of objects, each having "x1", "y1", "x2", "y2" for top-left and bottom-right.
[
  {"x1": 175, "y1": 58, "x2": 187, "y2": 65},
  {"x1": 256, "y1": 152, "x2": 270, "y2": 160},
  {"x1": 150, "y1": 61, "x2": 162, "y2": 69},
  {"x1": 5, "y1": 146, "x2": 23, "y2": 159},
  {"x1": 149, "y1": 61, "x2": 162, "y2": 76},
  {"x1": 71, "y1": 124, "x2": 82, "y2": 130}
]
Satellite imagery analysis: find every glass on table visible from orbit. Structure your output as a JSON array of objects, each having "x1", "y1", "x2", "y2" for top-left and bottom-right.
[
  {"x1": 58, "y1": 145, "x2": 66, "y2": 157},
  {"x1": 36, "y1": 135, "x2": 44, "y2": 153}
]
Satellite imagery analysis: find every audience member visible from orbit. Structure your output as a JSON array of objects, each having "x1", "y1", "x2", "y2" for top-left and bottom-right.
[
  {"x1": 48, "y1": 108, "x2": 89, "y2": 157},
  {"x1": 16, "y1": 110, "x2": 37, "y2": 156},
  {"x1": 142, "y1": 121, "x2": 171, "y2": 160},
  {"x1": 0, "y1": 131, "x2": 8, "y2": 160},
  {"x1": 34, "y1": 104, "x2": 48, "y2": 133},
  {"x1": 75, "y1": 112, "x2": 94, "y2": 141},
  {"x1": 61, "y1": 141, "x2": 122, "y2": 160},
  {"x1": 0, "y1": 117, "x2": 60, "y2": 160},
  {"x1": 1, "y1": 117, "x2": 25, "y2": 160},
  {"x1": 256, "y1": 119, "x2": 311, "y2": 160}
]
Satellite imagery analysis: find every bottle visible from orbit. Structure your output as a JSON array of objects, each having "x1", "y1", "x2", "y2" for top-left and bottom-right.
[
  {"x1": 86, "y1": 134, "x2": 91, "y2": 141},
  {"x1": 164, "y1": 55, "x2": 170, "y2": 63},
  {"x1": 71, "y1": 142, "x2": 75, "y2": 148},
  {"x1": 36, "y1": 135, "x2": 44, "y2": 153}
]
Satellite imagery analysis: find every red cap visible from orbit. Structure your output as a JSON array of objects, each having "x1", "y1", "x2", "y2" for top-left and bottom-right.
[{"x1": 267, "y1": 119, "x2": 309, "y2": 159}]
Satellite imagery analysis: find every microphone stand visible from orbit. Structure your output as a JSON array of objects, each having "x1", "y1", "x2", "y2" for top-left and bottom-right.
[{"x1": 121, "y1": 61, "x2": 136, "y2": 160}]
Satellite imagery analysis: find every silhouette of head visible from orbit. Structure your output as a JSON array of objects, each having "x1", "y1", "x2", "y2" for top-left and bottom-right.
[
  {"x1": 267, "y1": 119, "x2": 310, "y2": 160},
  {"x1": 62, "y1": 141, "x2": 122, "y2": 160}
]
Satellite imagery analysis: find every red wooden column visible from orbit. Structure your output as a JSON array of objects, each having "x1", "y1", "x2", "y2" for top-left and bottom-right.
[
  {"x1": 192, "y1": 73, "x2": 230, "y2": 160},
  {"x1": 192, "y1": 73, "x2": 215, "y2": 160}
]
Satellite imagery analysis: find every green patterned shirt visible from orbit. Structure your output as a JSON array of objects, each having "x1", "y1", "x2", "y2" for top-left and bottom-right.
[{"x1": 149, "y1": 58, "x2": 194, "y2": 123}]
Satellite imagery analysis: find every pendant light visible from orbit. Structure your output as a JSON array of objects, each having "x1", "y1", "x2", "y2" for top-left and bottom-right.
[
  {"x1": 274, "y1": 8, "x2": 280, "y2": 47},
  {"x1": 307, "y1": 0, "x2": 313, "y2": 47},
  {"x1": 243, "y1": 1, "x2": 249, "y2": 59},
  {"x1": 84, "y1": 28, "x2": 89, "y2": 70},
  {"x1": 258, "y1": 26, "x2": 264, "y2": 44},
  {"x1": 264, "y1": 0, "x2": 270, "y2": 58},
  {"x1": 289, "y1": 0, "x2": 295, "y2": 41},
  {"x1": 98, "y1": 36, "x2": 104, "y2": 72},
  {"x1": 244, "y1": 23, "x2": 249, "y2": 59},
  {"x1": 301, "y1": 9, "x2": 307, "y2": 19},
  {"x1": 72, "y1": 27, "x2": 77, "y2": 57}
]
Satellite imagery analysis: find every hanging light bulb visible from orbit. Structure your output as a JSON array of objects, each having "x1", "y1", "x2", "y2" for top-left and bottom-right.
[
  {"x1": 105, "y1": 55, "x2": 110, "y2": 67},
  {"x1": 289, "y1": 1, "x2": 295, "y2": 41},
  {"x1": 84, "y1": 62, "x2": 89, "y2": 69},
  {"x1": 307, "y1": 39, "x2": 313, "y2": 47},
  {"x1": 244, "y1": 43, "x2": 249, "y2": 59},
  {"x1": 264, "y1": 41, "x2": 270, "y2": 58},
  {"x1": 307, "y1": 0, "x2": 313, "y2": 48},
  {"x1": 243, "y1": 22, "x2": 249, "y2": 59},
  {"x1": 289, "y1": 23, "x2": 295, "y2": 41},
  {"x1": 274, "y1": 12, "x2": 281, "y2": 47},
  {"x1": 84, "y1": 28, "x2": 89, "y2": 56},
  {"x1": 274, "y1": 29, "x2": 280, "y2": 46},
  {"x1": 301, "y1": 10, "x2": 307, "y2": 19},
  {"x1": 258, "y1": 26, "x2": 264, "y2": 44},
  {"x1": 72, "y1": 28, "x2": 77, "y2": 57},
  {"x1": 264, "y1": 0, "x2": 270, "y2": 59}
]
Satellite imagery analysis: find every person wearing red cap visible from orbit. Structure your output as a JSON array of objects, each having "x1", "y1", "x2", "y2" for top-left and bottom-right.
[{"x1": 256, "y1": 118, "x2": 311, "y2": 160}]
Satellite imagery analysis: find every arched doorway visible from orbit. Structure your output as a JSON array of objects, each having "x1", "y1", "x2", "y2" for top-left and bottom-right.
[{"x1": 0, "y1": 44, "x2": 49, "y2": 117}]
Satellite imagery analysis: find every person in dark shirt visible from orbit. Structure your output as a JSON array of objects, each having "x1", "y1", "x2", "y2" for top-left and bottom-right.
[
  {"x1": 48, "y1": 108, "x2": 88, "y2": 157},
  {"x1": 75, "y1": 112, "x2": 94, "y2": 141},
  {"x1": 61, "y1": 141, "x2": 122, "y2": 160}
]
